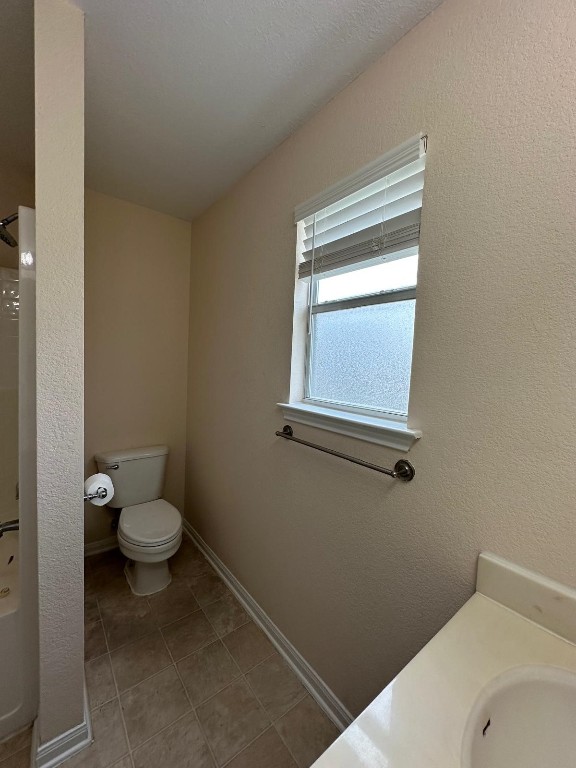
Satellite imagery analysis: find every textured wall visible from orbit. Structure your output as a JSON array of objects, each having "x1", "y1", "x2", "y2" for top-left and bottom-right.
[
  {"x1": 35, "y1": 0, "x2": 85, "y2": 743},
  {"x1": 84, "y1": 190, "x2": 191, "y2": 544},
  {"x1": 186, "y1": 0, "x2": 576, "y2": 716}
]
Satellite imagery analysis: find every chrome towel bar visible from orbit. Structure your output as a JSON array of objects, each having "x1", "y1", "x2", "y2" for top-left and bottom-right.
[{"x1": 275, "y1": 425, "x2": 415, "y2": 481}]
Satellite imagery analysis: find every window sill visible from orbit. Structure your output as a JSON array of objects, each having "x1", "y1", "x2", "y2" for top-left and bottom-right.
[{"x1": 277, "y1": 402, "x2": 421, "y2": 452}]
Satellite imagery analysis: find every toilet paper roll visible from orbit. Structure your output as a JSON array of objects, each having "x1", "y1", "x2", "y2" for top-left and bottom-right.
[{"x1": 84, "y1": 473, "x2": 115, "y2": 506}]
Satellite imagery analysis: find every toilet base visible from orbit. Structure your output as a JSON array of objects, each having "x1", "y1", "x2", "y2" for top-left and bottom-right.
[{"x1": 124, "y1": 559, "x2": 172, "y2": 596}]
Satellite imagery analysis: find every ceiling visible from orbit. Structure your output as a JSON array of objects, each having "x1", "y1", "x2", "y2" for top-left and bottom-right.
[
  {"x1": 0, "y1": 0, "x2": 34, "y2": 181},
  {"x1": 1, "y1": 0, "x2": 444, "y2": 222}
]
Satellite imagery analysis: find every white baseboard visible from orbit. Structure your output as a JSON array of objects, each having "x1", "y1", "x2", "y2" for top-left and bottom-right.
[
  {"x1": 84, "y1": 536, "x2": 118, "y2": 558},
  {"x1": 35, "y1": 684, "x2": 92, "y2": 768},
  {"x1": 182, "y1": 520, "x2": 353, "y2": 731}
]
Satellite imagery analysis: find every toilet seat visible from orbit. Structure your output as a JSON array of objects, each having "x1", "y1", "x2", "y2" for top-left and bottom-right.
[{"x1": 118, "y1": 499, "x2": 182, "y2": 547}]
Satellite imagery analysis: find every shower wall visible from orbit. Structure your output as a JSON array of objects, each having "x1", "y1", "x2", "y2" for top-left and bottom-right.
[
  {"x1": 0, "y1": 268, "x2": 19, "y2": 525},
  {"x1": 0, "y1": 208, "x2": 38, "y2": 742},
  {"x1": 0, "y1": 170, "x2": 34, "y2": 271}
]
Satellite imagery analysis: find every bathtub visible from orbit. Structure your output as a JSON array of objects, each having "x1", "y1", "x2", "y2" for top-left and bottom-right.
[
  {"x1": 0, "y1": 529, "x2": 19, "y2": 616},
  {"x1": 0, "y1": 530, "x2": 26, "y2": 741},
  {"x1": 0, "y1": 516, "x2": 37, "y2": 743}
]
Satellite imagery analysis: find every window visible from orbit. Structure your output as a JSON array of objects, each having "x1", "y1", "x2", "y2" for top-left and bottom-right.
[{"x1": 280, "y1": 135, "x2": 426, "y2": 450}]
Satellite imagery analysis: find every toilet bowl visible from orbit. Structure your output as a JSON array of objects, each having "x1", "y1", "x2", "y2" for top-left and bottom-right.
[
  {"x1": 117, "y1": 498, "x2": 182, "y2": 595},
  {"x1": 95, "y1": 445, "x2": 182, "y2": 596}
]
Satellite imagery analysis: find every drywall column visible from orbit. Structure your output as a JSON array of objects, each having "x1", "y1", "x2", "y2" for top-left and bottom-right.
[{"x1": 35, "y1": 0, "x2": 85, "y2": 746}]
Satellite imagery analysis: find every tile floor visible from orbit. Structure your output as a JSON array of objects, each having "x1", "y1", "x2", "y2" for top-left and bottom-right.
[
  {"x1": 45, "y1": 537, "x2": 339, "y2": 768},
  {"x1": 0, "y1": 726, "x2": 31, "y2": 768}
]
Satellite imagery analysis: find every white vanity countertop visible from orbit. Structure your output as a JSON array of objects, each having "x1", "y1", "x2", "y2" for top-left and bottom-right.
[{"x1": 313, "y1": 588, "x2": 576, "y2": 767}]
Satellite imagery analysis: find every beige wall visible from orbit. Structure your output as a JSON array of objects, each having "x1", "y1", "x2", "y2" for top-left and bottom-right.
[
  {"x1": 35, "y1": 0, "x2": 85, "y2": 744},
  {"x1": 186, "y1": 0, "x2": 576, "y2": 716},
  {"x1": 84, "y1": 190, "x2": 191, "y2": 544}
]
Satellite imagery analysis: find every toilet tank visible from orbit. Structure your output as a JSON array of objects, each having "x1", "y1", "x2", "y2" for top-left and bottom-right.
[{"x1": 94, "y1": 445, "x2": 169, "y2": 509}]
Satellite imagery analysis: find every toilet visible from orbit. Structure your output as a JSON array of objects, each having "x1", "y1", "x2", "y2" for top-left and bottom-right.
[{"x1": 95, "y1": 445, "x2": 182, "y2": 596}]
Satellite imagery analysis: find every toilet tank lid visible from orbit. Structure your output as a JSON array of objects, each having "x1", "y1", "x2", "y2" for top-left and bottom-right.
[{"x1": 95, "y1": 445, "x2": 169, "y2": 463}]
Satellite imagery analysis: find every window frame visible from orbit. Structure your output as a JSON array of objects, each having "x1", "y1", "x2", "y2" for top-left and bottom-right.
[{"x1": 278, "y1": 137, "x2": 425, "y2": 451}]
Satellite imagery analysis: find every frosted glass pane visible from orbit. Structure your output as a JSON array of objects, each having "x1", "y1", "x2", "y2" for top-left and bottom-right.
[{"x1": 309, "y1": 300, "x2": 415, "y2": 414}]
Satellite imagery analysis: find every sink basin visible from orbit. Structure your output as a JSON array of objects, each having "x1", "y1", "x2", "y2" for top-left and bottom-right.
[{"x1": 462, "y1": 665, "x2": 576, "y2": 768}]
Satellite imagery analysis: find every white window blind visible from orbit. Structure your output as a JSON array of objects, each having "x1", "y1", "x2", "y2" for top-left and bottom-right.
[{"x1": 297, "y1": 135, "x2": 426, "y2": 279}]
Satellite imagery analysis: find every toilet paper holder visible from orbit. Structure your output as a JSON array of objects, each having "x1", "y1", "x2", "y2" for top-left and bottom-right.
[
  {"x1": 84, "y1": 487, "x2": 109, "y2": 502},
  {"x1": 84, "y1": 472, "x2": 115, "y2": 506}
]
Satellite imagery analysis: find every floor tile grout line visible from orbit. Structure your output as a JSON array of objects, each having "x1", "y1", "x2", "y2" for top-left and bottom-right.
[
  {"x1": 97, "y1": 584, "x2": 195, "y2": 648},
  {"x1": 218, "y1": 637, "x2": 245, "y2": 678},
  {"x1": 87, "y1": 548, "x2": 311, "y2": 767},
  {"x1": 114, "y1": 660, "x2": 184, "y2": 698},
  {"x1": 174, "y1": 635, "x2": 225, "y2": 668},
  {"x1": 203, "y1": 612, "x2": 252, "y2": 643},
  {"x1": 172, "y1": 625, "x2": 273, "y2": 675},
  {"x1": 160, "y1": 596, "x2": 269, "y2": 767},
  {"x1": 127, "y1": 709, "x2": 204, "y2": 762},
  {"x1": 85, "y1": 648, "x2": 109, "y2": 664},
  {"x1": 190, "y1": 554, "x2": 337, "y2": 748},
  {"x1": 89, "y1": 562, "x2": 229, "y2": 623},
  {"x1": 225, "y1": 647, "x2": 278, "y2": 676},
  {"x1": 91, "y1": 564, "x2": 258, "y2": 660},
  {"x1": 272, "y1": 719, "x2": 302, "y2": 768},
  {"x1": 186, "y1": 671, "x2": 243, "y2": 711},
  {"x1": 272, "y1": 692, "x2": 330, "y2": 768},
  {"x1": 239, "y1": 648, "x2": 283, "y2": 676},
  {"x1": 171, "y1": 657, "x2": 219, "y2": 768},
  {"x1": 104, "y1": 609, "x2": 219, "y2": 701},
  {"x1": 103, "y1": 622, "x2": 171, "y2": 656},
  {"x1": 202, "y1": 662, "x2": 310, "y2": 767},
  {"x1": 84, "y1": 619, "x2": 108, "y2": 663},
  {"x1": 239, "y1": 659, "x2": 308, "y2": 730},
  {"x1": 87, "y1": 550, "x2": 166, "y2": 768},
  {"x1": 146, "y1": 579, "x2": 201, "y2": 624},
  {"x1": 174, "y1": 637, "x2": 244, "y2": 704},
  {"x1": 266, "y1": 691, "x2": 314, "y2": 767},
  {"x1": 162, "y1": 631, "x2": 218, "y2": 664},
  {"x1": 241, "y1": 665, "x2": 270, "y2": 713},
  {"x1": 238, "y1": 649, "x2": 309, "y2": 726},
  {"x1": 106, "y1": 629, "x2": 135, "y2": 767},
  {"x1": 89, "y1": 594, "x2": 103, "y2": 626},
  {"x1": 118, "y1": 658, "x2": 200, "y2": 762},
  {"x1": 87, "y1": 687, "x2": 117, "y2": 712},
  {"x1": 190, "y1": 660, "x2": 309, "y2": 731},
  {"x1": 159, "y1": 619, "x2": 223, "y2": 768},
  {"x1": 0, "y1": 724, "x2": 32, "y2": 749},
  {"x1": 106, "y1": 622, "x2": 175, "y2": 697},
  {"x1": 218, "y1": 725, "x2": 278, "y2": 768},
  {"x1": 181, "y1": 653, "x2": 303, "y2": 765},
  {"x1": 272, "y1": 690, "x2": 312, "y2": 724},
  {"x1": 188, "y1": 586, "x2": 232, "y2": 611},
  {"x1": 0, "y1": 745, "x2": 31, "y2": 767},
  {"x1": 110, "y1": 660, "x2": 174, "y2": 698},
  {"x1": 157, "y1": 606, "x2": 205, "y2": 631},
  {"x1": 183, "y1": 705, "x2": 219, "y2": 768}
]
